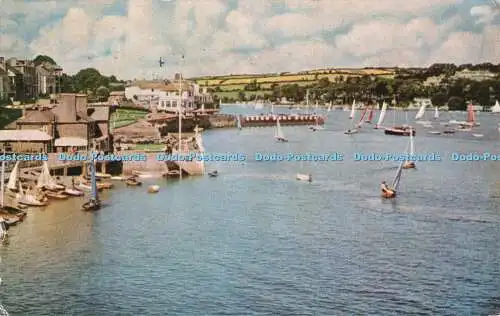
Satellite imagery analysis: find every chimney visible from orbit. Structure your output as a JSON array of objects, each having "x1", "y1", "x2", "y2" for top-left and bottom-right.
[
  {"x1": 59, "y1": 93, "x2": 77, "y2": 122},
  {"x1": 75, "y1": 94, "x2": 87, "y2": 115}
]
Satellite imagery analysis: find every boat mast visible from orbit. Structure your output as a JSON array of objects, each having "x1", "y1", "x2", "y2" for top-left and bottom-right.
[
  {"x1": 306, "y1": 90, "x2": 309, "y2": 114},
  {"x1": 0, "y1": 150, "x2": 4, "y2": 208},
  {"x1": 178, "y1": 55, "x2": 183, "y2": 180}
]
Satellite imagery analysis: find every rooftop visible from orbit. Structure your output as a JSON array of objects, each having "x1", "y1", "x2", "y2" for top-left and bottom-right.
[{"x1": 0, "y1": 130, "x2": 52, "y2": 141}]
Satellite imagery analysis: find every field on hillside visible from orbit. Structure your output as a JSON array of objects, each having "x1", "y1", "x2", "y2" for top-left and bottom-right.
[{"x1": 194, "y1": 68, "x2": 395, "y2": 87}]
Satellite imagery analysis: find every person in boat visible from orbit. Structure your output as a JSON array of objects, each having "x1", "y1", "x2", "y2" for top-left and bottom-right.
[{"x1": 381, "y1": 181, "x2": 391, "y2": 194}]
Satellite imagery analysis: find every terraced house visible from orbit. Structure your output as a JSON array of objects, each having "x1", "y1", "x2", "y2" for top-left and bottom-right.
[
  {"x1": 5, "y1": 94, "x2": 112, "y2": 153},
  {"x1": 0, "y1": 56, "x2": 63, "y2": 101}
]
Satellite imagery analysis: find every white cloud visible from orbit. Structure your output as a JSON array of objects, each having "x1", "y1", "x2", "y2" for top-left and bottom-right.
[
  {"x1": 1, "y1": 0, "x2": 498, "y2": 79},
  {"x1": 470, "y1": 5, "x2": 498, "y2": 24}
]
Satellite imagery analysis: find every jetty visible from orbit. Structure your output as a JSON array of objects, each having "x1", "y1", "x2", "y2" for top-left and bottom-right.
[{"x1": 240, "y1": 114, "x2": 325, "y2": 127}]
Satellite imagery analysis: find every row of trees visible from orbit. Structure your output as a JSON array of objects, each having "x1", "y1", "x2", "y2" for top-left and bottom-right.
[{"x1": 228, "y1": 67, "x2": 500, "y2": 111}]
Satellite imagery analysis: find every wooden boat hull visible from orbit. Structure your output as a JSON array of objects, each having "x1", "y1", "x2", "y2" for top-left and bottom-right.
[
  {"x1": 125, "y1": 180, "x2": 142, "y2": 186},
  {"x1": 45, "y1": 192, "x2": 69, "y2": 200},
  {"x1": 64, "y1": 188, "x2": 84, "y2": 196},
  {"x1": 208, "y1": 172, "x2": 218, "y2": 177},
  {"x1": 82, "y1": 201, "x2": 101, "y2": 211},
  {"x1": 296, "y1": 174, "x2": 312, "y2": 182},
  {"x1": 381, "y1": 190, "x2": 396, "y2": 198},
  {"x1": 384, "y1": 128, "x2": 416, "y2": 136},
  {"x1": 18, "y1": 199, "x2": 48, "y2": 207},
  {"x1": 402, "y1": 162, "x2": 415, "y2": 169}
]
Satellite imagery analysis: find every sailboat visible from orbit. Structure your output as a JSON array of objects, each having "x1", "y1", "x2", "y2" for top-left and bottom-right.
[
  {"x1": 374, "y1": 102, "x2": 387, "y2": 129},
  {"x1": 37, "y1": 161, "x2": 65, "y2": 191},
  {"x1": 7, "y1": 161, "x2": 47, "y2": 206},
  {"x1": 309, "y1": 116, "x2": 324, "y2": 131},
  {"x1": 434, "y1": 107, "x2": 439, "y2": 120},
  {"x1": 0, "y1": 153, "x2": 25, "y2": 216},
  {"x1": 236, "y1": 115, "x2": 242, "y2": 130},
  {"x1": 327, "y1": 101, "x2": 332, "y2": 112},
  {"x1": 275, "y1": 118, "x2": 288, "y2": 142},
  {"x1": 18, "y1": 181, "x2": 48, "y2": 207},
  {"x1": 349, "y1": 99, "x2": 356, "y2": 119},
  {"x1": 457, "y1": 104, "x2": 480, "y2": 130},
  {"x1": 365, "y1": 107, "x2": 374, "y2": 123},
  {"x1": 491, "y1": 100, "x2": 500, "y2": 113},
  {"x1": 415, "y1": 101, "x2": 432, "y2": 125},
  {"x1": 381, "y1": 160, "x2": 404, "y2": 198},
  {"x1": 355, "y1": 106, "x2": 368, "y2": 128},
  {"x1": 402, "y1": 127, "x2": 416, "y2": 169},
  {"x1": 82, "y1": 157, "x2": 101, "y2": 211},
  {"x1": 296, "y1": 160, "x2": 312, "y2": 182}
]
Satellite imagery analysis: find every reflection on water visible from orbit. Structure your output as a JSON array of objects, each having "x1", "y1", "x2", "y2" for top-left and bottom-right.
[{"x1": 1, "y1": 108, "x2": 500, "y2": 315}]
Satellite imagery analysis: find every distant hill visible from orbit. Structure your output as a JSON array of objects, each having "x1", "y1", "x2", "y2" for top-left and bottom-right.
[{"x1": 191, "y1": 67, "x2": 397, "y2": 89}]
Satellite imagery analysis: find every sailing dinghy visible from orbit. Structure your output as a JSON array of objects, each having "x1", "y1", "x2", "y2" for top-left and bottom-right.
[
  {"x1": 275, "y1": 118, "x2": 288, "y2": 142},
  {"x1": 349, "y1": 100, "x2": 356, "y2": 119},
  {"x1": 345, "y1": 100, "x2": 359, "y2": 134},
  {"x1": 365, "y1": 107, "x2": 374, "y2": 123},
  {"x1": 82, "y1": 157, "x2": 101, "y2": 211},
  {"x1": 310, "y1": 116, "x2": 325, "y2": 131},
  {"x1": 491, "y1": 100, "x2": 500, "y2": 113},
  {"x1": 434, "y1": 107, "x2": 439, "y2": 120},
  {"x1": 381, "y1": 160, "x2": 404, "y2": 198},
  {"x1": 374, "y1": 102, "x2": 387, "y2": 129},
  {"x1": 37, "y1": 161, "x2": 65, "y2": 191},
  {"x1": 402, "y1": 127, "x2": 416, "y2": 169}
]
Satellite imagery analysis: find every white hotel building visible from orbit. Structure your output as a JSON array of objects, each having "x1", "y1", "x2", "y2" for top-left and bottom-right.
[{"x1": 124, "y1": 80, "x2": 213, "y2": 113}]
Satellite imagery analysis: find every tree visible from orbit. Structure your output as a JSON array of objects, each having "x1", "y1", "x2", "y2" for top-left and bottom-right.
[
  {"x1": 73, "y1": 68, "x2": 104, "y2": 93},
  {"x1": 96, "y1": 86, "x2": 110, "y2": 101},
  {"x1": 33, "y1": 55, "x2": 56, "y2": 66},
  {"x1": 431, "y1": 92, "x2": 447, "y2": 107},
  {"x1": 317, "y1": 77, "x2": 329, "y2": 88},
  {"x1": 447, "y1": 96, "x2": 466, "y2": 111},
  {"x1": 238, "y1": 91, "x2": 246, "y2": 101}
]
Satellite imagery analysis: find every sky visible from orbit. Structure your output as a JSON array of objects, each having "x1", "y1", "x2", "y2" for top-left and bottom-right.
[{"x1": 0, "y1": 0, "x2": 499, "y2": 79}]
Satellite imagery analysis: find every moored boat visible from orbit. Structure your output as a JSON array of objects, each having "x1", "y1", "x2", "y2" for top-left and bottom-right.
[
  {"x1": 296, "y1": 173, "x2": 312, "y2": 182},
  {"x1": 44, "y1": 191, "x2": 69, "y2": 200},
  {"x1": 82, "y1": 156, "x2": 101, "y2": 211},
  {"x1": 208, "y1": 170, "x2": 218, "y2": 177},
  {"x1": 125, "y1": 176, "x2": 142, "y2": 186},
  {"x1": 384, "y1": 126, "x2": 416, "y2": 136},
  {"x1": 147, "y1": 185, "x2": 160, "y2": 193}
]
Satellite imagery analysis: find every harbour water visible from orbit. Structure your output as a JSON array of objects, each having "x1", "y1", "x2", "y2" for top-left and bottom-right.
[{"x1": 1, "y1": 107, "x2": 500, "y2": 315}]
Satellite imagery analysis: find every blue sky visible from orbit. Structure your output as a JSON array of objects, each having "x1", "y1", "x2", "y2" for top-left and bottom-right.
[{"x1": 0, "y1": 0, "x2": 498, "y2": 79}]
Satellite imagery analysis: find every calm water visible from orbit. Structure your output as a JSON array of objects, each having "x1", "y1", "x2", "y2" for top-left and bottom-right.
[{"x1": 1, "y1": 107, "x2": 500, "y2": 315}]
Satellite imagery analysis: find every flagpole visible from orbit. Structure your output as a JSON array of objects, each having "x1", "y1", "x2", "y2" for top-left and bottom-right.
[{"x1": 178, "y1": 54, "x2": 183, "y2": 180}]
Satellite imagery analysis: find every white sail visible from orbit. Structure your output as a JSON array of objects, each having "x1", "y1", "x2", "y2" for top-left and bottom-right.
[
  {"x1": 376, "y1": 102, "x2": 387, "y2": 127},
  {"x1": 415, "y1": 102, "x2": 427, "y2": 119},
  {"x1": 7, "y1": 161, "x2": 19, "y2": 191},
  {"x1": 236, "y1": 116, "x2": 242, "y2": 129},
  {"x1": 37, "y1": 161, "x2": 58, "y2": 189},
  {"x1": 434, "y1": 107, "x2": 439, "y2": 119},
  {"x1": 349, "y1": 100, "x2": 356, "y2": 119},
  {"x1": 315, "y1": 100, "x2": 318, "y2": 109},
  {"x1": 491, "y1": 100, "x2": 500, "y2": 113},
  {"x1": 275, "y1": 119, "x2": 285, "y2": 139},
  {"x1": 392, "y1": 160, "x2": 404, "y2": 191},
  {"x1": 409, "y1": 127, "x2": 415, "y2": 156},
  {"x1": 327, "y1": 101, "x2": 332, "y2": 112}
]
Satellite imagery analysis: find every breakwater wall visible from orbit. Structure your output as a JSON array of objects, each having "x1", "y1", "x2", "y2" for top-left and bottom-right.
[{"x1": 118, "y1": 151, "x2": 167, "y2": 176}]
